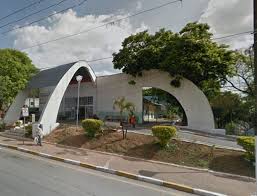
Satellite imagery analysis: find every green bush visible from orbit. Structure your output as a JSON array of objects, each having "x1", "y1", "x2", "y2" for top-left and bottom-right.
[
  {"x1": 0, "y1": 121, "x2": 5, "y2": 132},
  {"x1": 225, "y1": 122, "x2": 236, "y2": 135},
  {"x1": 15, "y1": 121, "x2": 21, "y2": 127},
  {"x1": 237, "y1": 136, "x2": 255, "y2": 162},
  {"x1": 25, "y1": 124, "x2": 32, "y2": 138},
  {"x1": 82, "y1": 119, "x2": 103, "y2": 138},
  {"x1": 152, "y1": 125, "x2": 176, "y2": 147}
]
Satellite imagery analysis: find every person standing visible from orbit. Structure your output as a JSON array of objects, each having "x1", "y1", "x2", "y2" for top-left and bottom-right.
[
  {"x1": 34, "y1": 124, "x2": 43, "y2": 146},
  {"x1": 130, "y1": 115, "x2": 136, "y2": 128}
]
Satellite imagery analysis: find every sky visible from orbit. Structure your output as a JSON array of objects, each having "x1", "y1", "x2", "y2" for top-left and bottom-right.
[{"x1": 0, "y1": 0, "x2": 253, "y2": 76}]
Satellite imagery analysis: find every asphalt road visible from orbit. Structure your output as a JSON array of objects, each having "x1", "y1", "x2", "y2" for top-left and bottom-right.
[{"x1": 0, "y1": 147, "x2": 193, "y2": 196}]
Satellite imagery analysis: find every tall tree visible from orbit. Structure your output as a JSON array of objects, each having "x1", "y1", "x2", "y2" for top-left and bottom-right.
[
  {"x1": 224, "y1": 46, "x2": 254, "y2": 97},
  {"x1": 210, "y1": 91, "x2": 252, "y2": 129},
  {"x1": 113, "y1": 22, "x2": 238, "y2": 98},
  {"x1": 0, "y1": 49, "x2": 37, "y2": 111}
]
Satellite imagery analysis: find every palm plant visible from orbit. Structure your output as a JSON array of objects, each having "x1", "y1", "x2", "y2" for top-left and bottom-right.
[{"x1": 113, "y1": 97, "x2": 135, "y2": 124}]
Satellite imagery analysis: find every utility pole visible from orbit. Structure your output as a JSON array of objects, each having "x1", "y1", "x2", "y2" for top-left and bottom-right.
[{"x1": 254, "y1": 0, "x2": 257, "y2": 190}]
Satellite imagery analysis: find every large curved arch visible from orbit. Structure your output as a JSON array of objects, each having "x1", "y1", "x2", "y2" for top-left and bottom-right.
[
  {"x1": 39, "y1": 61, "x2": 96, "y2": 135},
  {"x1": 135, "y1": 70, "x2": 215, "y2": 131},
  {"x1": 97, "y1": 69, "x2": 218, "y2": 133}
]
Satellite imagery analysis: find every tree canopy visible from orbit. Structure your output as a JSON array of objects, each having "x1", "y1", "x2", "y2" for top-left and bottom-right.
[
  {"x1": 225, "y1": 46, "x2": 254, "y2": 97},
  {"x1": 0, "y1": 49, "x2": 37, "y2": 111},
  {"x1": 210, "y1": 91, "x2": 253, "y2": 130},
  {"x1": 113, "y1": 22, "x2": 238, "y2": 97}
]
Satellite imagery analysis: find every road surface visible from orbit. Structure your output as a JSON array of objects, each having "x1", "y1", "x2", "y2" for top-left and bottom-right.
[{"x1": 0, "y1": 147, "x2": 193, "y2": 196}]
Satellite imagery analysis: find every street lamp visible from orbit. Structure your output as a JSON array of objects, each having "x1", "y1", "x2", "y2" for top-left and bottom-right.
[{"x1": 76, "y1": 75, "x2": 83, "y2": 129}]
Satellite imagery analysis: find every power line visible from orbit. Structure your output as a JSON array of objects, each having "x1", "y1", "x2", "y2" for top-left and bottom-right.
[
  {"x1": 39, "y1": 56, "x2": 113, "y2": 70},
  {"x1": 1, "y1": 0, "x2": 88, "y2": 35},
  {"x1": 0, "y1": 0, "x2": 70, "y2": 29},
  {"x1": 212, "y1": 30, "x2": 254, "y2": 40},
  {"x1": 20, "y1": 0, "x2": 182, "y2": 51},
  {"x1": 38, "y1": 31, "x2": 255, "y2": 70},
  {"x1": 0, "y1": 0, "x2": 47, "y2": 22}
]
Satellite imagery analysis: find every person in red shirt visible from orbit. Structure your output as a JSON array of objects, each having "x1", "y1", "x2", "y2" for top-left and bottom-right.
[{"x1": 130, "y1": 115, "x2": 136, "y2": 128}]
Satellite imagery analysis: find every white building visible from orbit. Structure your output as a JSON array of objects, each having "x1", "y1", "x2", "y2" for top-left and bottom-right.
[{"x1": 4, "y1": 61, "x2": 224, "y2": 135}]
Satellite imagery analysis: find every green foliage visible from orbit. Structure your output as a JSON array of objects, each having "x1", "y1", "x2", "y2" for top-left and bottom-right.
[
  {"x1": 237, "y1": 136, "x2": 255, "y2": 161},
  {"x1": 15, "y1": 121, "x2": 21, "y2": 127},
  {"x1": 128, "y1": 80, "x2": 136, "y2": 85},
  {"x1": 152, "y1": 125, "x2": 176, "y2": 147},
  {"x1": 226, "y1": 47, "x2": 254, "y2": 97},
  {"x1": 25, "y1": 124, "x2": 32, "y2": 137},
  {"x1": 82, "y1": 119, "x2": 103, "y2": 138},
  {"x1": 0, "y1": 121, "x2": 5, "y2": 132},
  {"x1": 0, "y1": 49, "x2": 37, "y2": 111},
  {"x1": 113, "y1": 97, "x2": 135, "y2": 121},
  {"x1": 211, "y1": 91, "x2": 253, "y2": 129},
  {"x1": 113, "y1": 22, "x2": 237, "y2": 95},
  {"x1": 225, "y1": 122, "x2": 236, "y2": 135}
]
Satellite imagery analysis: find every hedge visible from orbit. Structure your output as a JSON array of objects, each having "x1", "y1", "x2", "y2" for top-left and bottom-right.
[
  {"x1": 152, "y1": 125, "x2": 176, "y2": 147},
  {"x1": 237, "y1": 136, "x2": 255, "y2": 162},
  {"x1": 25, "y1": 124, "x2": 32, "y2": 138},
  {"x1": 82, "y1": 119, "x2": 103, "y2": 138},
  {"x1": 0, "y1": 121, "x2": 5, "y2": 132}
]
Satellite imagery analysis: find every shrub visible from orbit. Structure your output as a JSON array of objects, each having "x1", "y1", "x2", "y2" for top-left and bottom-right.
[
  {"x1": 15, "y1": 121, "x2": 22, "y2": 127},
  {"x1": 225, "y1": 122, "x2": 236, "y2": 135},
  {"x1": 152, "y1": 126, "x2": 176, "y2": 147},
  {"x1": 0, "y1": 121, "x2": 5, "y2": 132},
  {"x1": 25, "y1": 124, "x2": 32, "y2": 138},
  {"x1": 237, "y1": 136, "x2": 255, "y2": 162},
  {"x1": 82, "y1": 119, "x2": 103, "y2": 138}
]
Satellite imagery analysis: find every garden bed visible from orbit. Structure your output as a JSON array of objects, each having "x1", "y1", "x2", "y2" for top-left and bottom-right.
[{"x1": 45, "y1": 124, "x2": 255, "y2": 177}]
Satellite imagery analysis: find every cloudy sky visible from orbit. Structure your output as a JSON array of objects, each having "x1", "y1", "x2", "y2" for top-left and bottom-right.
[{"x1": 0, "y1": 0, "x2": 253, "y2": 75}]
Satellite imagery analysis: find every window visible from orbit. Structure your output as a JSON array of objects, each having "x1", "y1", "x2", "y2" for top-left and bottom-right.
[{"x1": 80, "y1": 96, "x2": 93, "y2": 105}]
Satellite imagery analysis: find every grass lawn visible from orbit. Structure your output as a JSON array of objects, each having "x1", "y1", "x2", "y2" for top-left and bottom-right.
[{"x1": 45, "y1": 125, "x2": 255, "y2": 178}]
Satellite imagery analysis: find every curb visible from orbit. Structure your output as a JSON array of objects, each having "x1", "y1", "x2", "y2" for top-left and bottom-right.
[
  {"x1": 0, "y1": 142, "x2": 227, "y2": 196},
  {"x1": 44, "y1": 142, "x2": 254, "y2": 182},
  {"x1": 0, "y1": 134, "x2": 253, "y2": 182}
]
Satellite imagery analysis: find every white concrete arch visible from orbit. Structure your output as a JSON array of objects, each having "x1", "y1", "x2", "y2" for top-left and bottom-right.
[
  {"x1": 97, "y1": 70, "x2": 218, "y2": 133},
  {"x1": 39, "y1": 61, "x2": 96, "y2": 135},
  {"x1": 136, "y1": 70, "x2": 215, "y2": 131}
]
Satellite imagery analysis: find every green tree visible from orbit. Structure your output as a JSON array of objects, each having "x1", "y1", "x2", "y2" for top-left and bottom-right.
[
  {"x1": 223, "y1": 46, "x2": 255, "y2": 129},
  {"x1": 225, "y1": 46, "x2": 254, "y2": 97},
  {"x1": 113, "y1": 97, "x2": 135, "y2": 123},
  {"x1": 211, "y1": 91, "x2": 252, "y2": 130},
  {"x1": 113, "y1": 22, "x2": 237, "y2": 97},
  {"x1": 0, "y1": 49, "x2": 37, "y2": 111}
]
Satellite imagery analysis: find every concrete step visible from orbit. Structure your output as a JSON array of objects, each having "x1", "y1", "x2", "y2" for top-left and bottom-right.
[
  {"x1": 3, "y1": 130, "x2": 25, "y2": 137},
  {"x1": 0, "y1": 132, "x2": 31, "y2": 141}
]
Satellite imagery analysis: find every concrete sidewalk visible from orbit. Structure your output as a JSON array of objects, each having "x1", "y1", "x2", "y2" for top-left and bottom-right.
[{"x1": 0, "y1": 136, "x2": 255, "y2": 196}]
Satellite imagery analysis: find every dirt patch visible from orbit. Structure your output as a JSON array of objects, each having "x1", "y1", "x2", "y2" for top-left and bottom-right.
[{"x1": 45, "y1": 125, "x2": 255, "y2": 177}]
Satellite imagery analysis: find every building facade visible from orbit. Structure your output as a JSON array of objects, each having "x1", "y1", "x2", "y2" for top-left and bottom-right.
[{"x1": 4, "y1": 61, "x2": 224, "y2": 135}]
